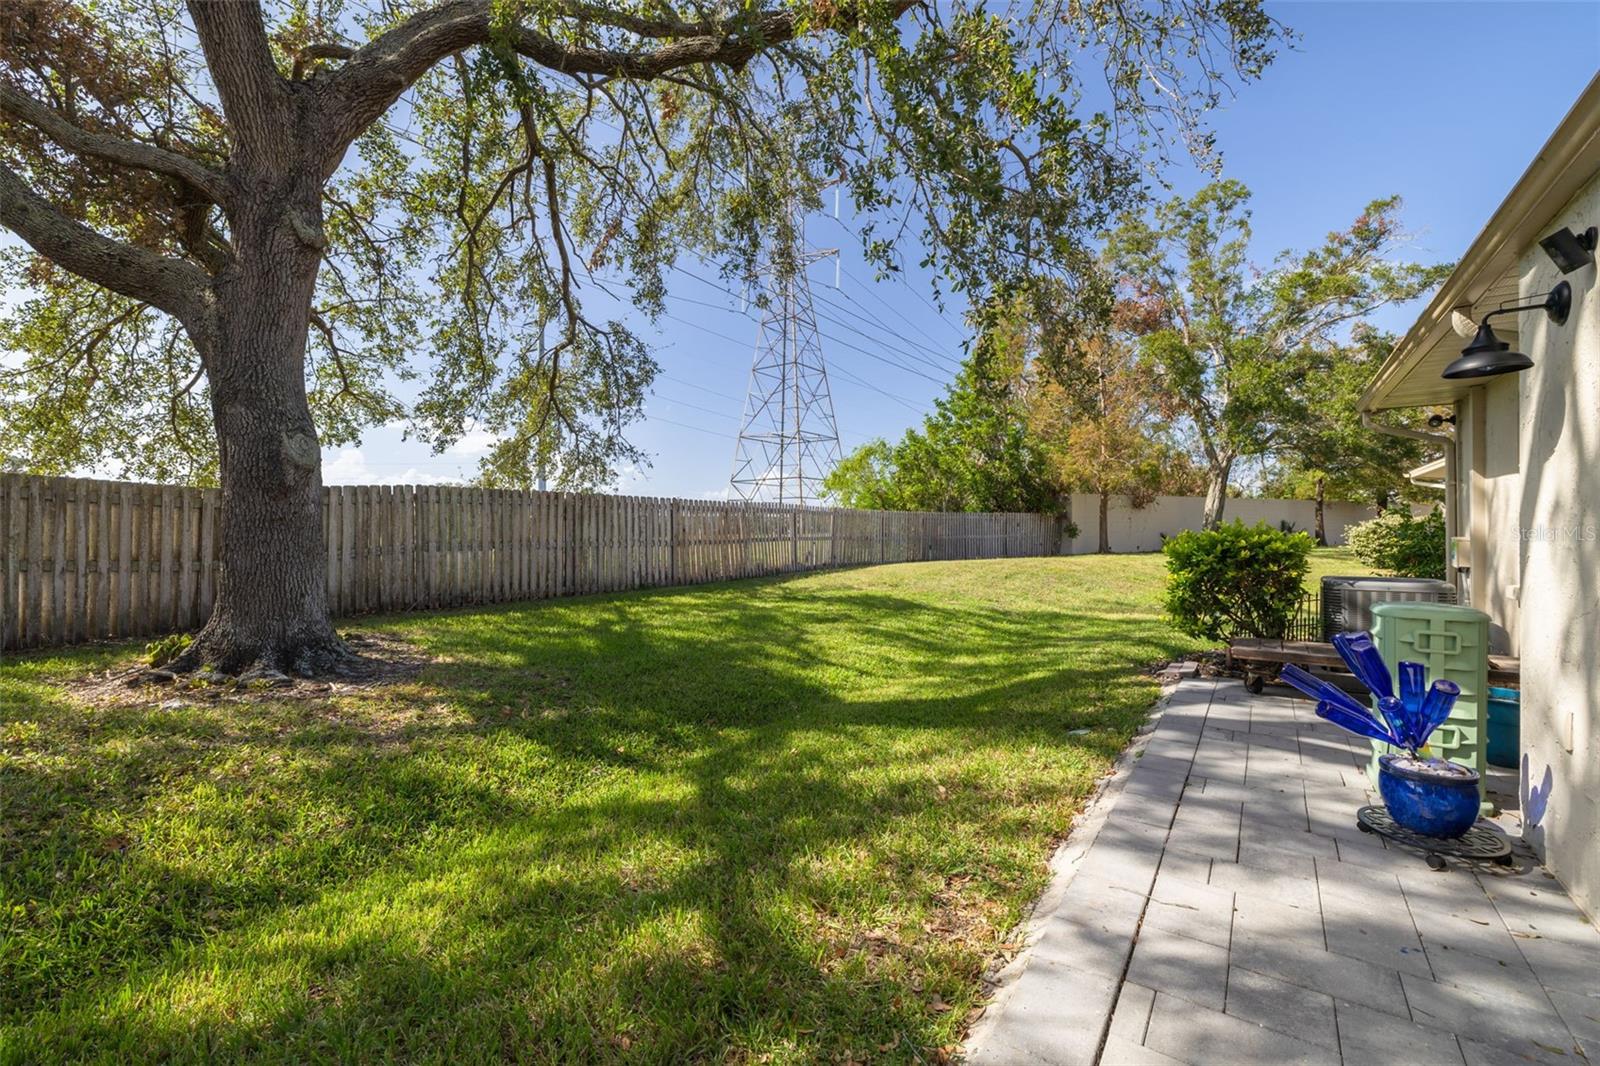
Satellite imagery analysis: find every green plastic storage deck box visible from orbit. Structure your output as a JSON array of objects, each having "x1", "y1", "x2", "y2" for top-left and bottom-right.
[{"x1": 1367, "y1": 602, "x2": 1492, "y2": 814}]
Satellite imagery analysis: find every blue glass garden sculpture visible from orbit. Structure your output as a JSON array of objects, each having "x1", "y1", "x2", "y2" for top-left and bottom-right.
[{"x1": 1279, "y1": 631, "x2": 1478, "y2": 838}]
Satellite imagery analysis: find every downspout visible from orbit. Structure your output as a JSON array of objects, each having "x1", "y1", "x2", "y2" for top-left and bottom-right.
[{"x1": 1360, "y1": 412, "x2": 1459, "y2": 588}]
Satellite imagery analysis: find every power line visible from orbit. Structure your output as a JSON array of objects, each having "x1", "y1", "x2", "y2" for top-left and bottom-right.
[
  {"x1": 671, "y1": 291, "x2": 945, "y2": 386},
  {"x1": 653, "y1": 373, "x2": 745, "y2": 405},
  {"x1": 661, "y1": 300, "x2": 929, "y2": 415},
  {"x1": 650, "y1": 394, "x2": 739, "y2": 424},
  {"x1": 807, "y1": 299, "x2": 961, "y2": 377},
  {"x1": 806, "y1": 282, "x2": 965, "y2": 370},
  {"x1": 645, "y1": 414, "x2": 736, "y2": 440},
  {"x1": 665, "y1": 270, "x2": 953, "y2": 386},
  {"x1": 826, "y1": 214, "x2": 968, "y2": 338}
]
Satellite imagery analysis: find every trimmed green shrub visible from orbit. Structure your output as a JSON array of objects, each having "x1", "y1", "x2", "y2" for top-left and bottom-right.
[
  {"x1": 1163, "y1": 521, "x2": 1314, "y2": 641},
  {"x1": 1345, "y1": 508, "x2": 1446, "y2": 580}
]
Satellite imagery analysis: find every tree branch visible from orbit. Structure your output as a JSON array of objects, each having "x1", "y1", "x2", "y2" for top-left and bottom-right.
[
  {"x1": 0, "y1": 161, "x2": 211, "y2": 327},
  {"x1": 318, "y1": 0, "x2": 915, "y2": 171},
  {"x1": 0, "y1": 86, "x2": 231, "y2": 205},
  {"x1": 185, "y1": 0, "x2": 286, "y2": 163},
  {"x1": 316, "y1": 0, "x2": 500, "y2": 164},
  {"x1": 293, "y1": 42, "x2": 356, "y2": 81}
]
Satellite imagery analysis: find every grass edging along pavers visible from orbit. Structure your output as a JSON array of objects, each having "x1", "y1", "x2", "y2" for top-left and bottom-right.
[{"x1": 1, "y1": 550, "x2": 1358, "y2": 1063}]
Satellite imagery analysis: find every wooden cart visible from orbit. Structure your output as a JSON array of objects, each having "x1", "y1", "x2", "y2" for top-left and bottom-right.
[{"x1": 1227, "y1": 638, "x2": 1520, "y2": 694}]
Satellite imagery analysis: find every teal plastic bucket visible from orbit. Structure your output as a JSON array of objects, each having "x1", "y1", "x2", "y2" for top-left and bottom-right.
[{"x1": 1486, "y1": 687, "x2": 1521, "y2": 768}]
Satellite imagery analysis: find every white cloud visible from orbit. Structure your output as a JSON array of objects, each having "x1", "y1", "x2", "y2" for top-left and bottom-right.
[
  {"x1": 445, "y1": 423, "x2": 500, "y2": 458},
  {"x1": 321, "y1": 448, "x2": 467, "y2": 486}
]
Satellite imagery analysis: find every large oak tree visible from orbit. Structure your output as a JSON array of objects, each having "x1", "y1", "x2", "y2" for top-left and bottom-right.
[{"x1": 1, "y1": 0, "x2": 1281, "y2": 676}]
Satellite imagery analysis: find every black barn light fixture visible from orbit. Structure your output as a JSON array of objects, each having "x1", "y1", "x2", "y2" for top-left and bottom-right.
[{"x1": 1442, "y1": 281, "x2": 1572, "y2": 380}]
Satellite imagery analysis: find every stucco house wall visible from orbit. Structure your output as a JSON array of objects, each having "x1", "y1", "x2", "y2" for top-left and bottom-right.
[{"x1": 1511, "y1": 173, "x2": 1600, "y2": 915}]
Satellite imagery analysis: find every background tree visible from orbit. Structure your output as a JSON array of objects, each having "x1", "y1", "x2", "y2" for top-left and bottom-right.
[
  {"x1": 1106, "y1": 180, "x2": 1449, "y2": 529},
  {"x1": 823, "y1": 318, "x2": 1057, "y2": 513},
  {"x1": 1028, "y1": 330, "x2": 1196, "y2": 551},
  {"x1": 1261, "y1": 326, "x2": 1439, "y2": 543},
  {"x1": 0, "y1": 0, "x2": 1283, "y2": 677}
]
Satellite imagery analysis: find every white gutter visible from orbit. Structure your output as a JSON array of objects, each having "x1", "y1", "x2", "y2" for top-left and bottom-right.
[{"x1": 1361, "y1": 412, "x2": 1457, "y2": 585}]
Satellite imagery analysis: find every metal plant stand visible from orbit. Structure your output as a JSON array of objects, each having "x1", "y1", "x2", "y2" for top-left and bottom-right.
[{"x1": 1356, "y1": 805, "x2": 1514, "y2": 871}]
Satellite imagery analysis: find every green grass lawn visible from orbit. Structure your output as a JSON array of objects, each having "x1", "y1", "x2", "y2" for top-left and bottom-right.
[
  {"x1": 1303, "y1": 545, "x2": 1371, "y2": 590},
  {"x1": 0, "y1": 550, "x2": 1354, "y2": 1063}
]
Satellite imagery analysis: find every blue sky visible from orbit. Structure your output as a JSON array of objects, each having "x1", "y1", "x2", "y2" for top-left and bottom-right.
[{"x1": 333, "y1": 0, "x2": 1598, "y2": 496}]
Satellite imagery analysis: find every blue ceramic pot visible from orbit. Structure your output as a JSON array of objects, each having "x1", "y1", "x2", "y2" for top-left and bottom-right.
[{"x1": 1378, "y1": 754, "x2": 1479, "y2": 839}]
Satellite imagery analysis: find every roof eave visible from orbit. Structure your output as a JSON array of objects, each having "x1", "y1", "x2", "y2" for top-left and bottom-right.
[{"x1": 1360, "y1": 72, "x2": 1600, "y2": 413}]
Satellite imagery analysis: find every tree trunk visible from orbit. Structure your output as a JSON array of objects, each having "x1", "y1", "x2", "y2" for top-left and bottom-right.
[
  {"x1": 1202, "y1": 455, "x2": 1233, "y2": 530},
  {"x1": 1313, "y1": 476, "x2": 1327, "y2": 547},
  {"x1": 1098, "y1": 491, "x2": 1110, "y2": 553},
  {"x1": 174, "y1": 187, "x2": 350, "y2": 678}
]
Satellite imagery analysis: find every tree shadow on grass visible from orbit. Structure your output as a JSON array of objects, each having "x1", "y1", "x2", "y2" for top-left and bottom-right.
[{"x1": 2, "y1": 571, "x2": 1191, "y2": 1062}]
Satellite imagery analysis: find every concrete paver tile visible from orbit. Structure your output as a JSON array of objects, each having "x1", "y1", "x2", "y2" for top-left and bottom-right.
[
  {"x1": 1224, "y1": 966, "x2": 1337, "y2": 1049},
  {"x1": 1330, "y1": 834, "x2": 1423, "y2": 873},
  {"x1": 1106, "y1": 982, "x2": 1157, "y2": 1046},
  {"x1": 1229, "y1": 931, "x2": 1409, "y2": 1020},
  {"x1": 1142, "y1": 740, "x2": 1200, "y2": 766},
  {"x1": 1245, "y1": 731, "x2": 1301, "y2": 754},
  {"x1": 1117, "y1": 790, "x2": 1182, "y2": 831},
  {"x1": 1547, "y1": 987, "x2": 1600, "y2": 1050},
  {"x1": 965, "y1": 960, "x2": 1119, "y2": 1066},
  {"x1": 1152, "y1": 848, "x2": 1212, "y2": 893},
  {"x1": 1312, "y1": 855, "x2": 1401, "y2": 905},
  {"x1": 1126, "y1": 927, "x2": 1230, "y2": 1012},
  {"x1": 1458, "y1": 1035, "x2": 1588, "y2": 1066},
  {"x1": 1392, "y1": 865, "x2": 1495, "y2": 913},
  {"x1": 1511, "y1": 926, "x2": 1600, "y2": 998},
  {"x1": 1121, "y1": 770, "x2": 1189, "y2": 808},
  {"x1": 1419, "y1": 910, "x2": 1536, "y2": 969},
  {"x1": 1480, "y1": 877, "x2": 1600, "y2": 948},
  {"x1": 1143, "y1": 992, "x2": 1338, "y2": 1066},
  {"x1": 1188, "y1": 756, "x2": 1246, "y2": 786},
  {"x1": 1421, "y1": 937, "x2": 1541, "y2": 1000},
  {"x1": 1232, "y1": 892, "x2": 1325, "y2": 950},
  {"x1": 1335, "y1": 1000, "x2": 1465, "y2": 1066},
  {"x1": 1172, "y1": 791, "x2": 1244, "y2": 822},
  {"x1": 1134, "y1": 751, "x2": 1200, "y2": 780},
  {"x1": 1054, "y1": 872, "x2": 1148, "y2": 927},
  {"x1": 1145, "y1": 876, "x2": 1235, "y2": 949},
  {"x1": 1027, "y1": 912, "x2": 1140, "y2": 981},
  {"x1": 1233, "y1": 844, "x2": 1318, "y2": 880},
  {"x1": 1159, "y1": 818, "x2": 1239, "y2": 864},
  {"x1": 1319, "y1": 886, "x2": 1434, "y2": 978},
  {"x1": 1239, "y1": 823, "x2": 1339, "y2": 861},
  {"x1": 1209, "y1": 857, "x2": 1321, "y2": 911},
  {"x1": 1401, "y1": 971, "x2": 1578, "y2": 1057}
]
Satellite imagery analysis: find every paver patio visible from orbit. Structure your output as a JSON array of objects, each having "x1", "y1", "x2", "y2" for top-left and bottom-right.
[{"x1": 965, "y1": 678, "x2": 1600, "y2": 1066}]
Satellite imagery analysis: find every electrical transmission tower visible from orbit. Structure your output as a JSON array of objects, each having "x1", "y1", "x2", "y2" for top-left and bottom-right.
[{"x1": 728, "y1": 236, "x2": 842, "y2": 506}]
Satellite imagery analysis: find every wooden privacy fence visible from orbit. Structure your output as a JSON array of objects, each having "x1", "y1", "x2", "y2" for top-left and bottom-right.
[{"x1": 0, "y1": 473, "x2": 1064, "y2": 651}]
